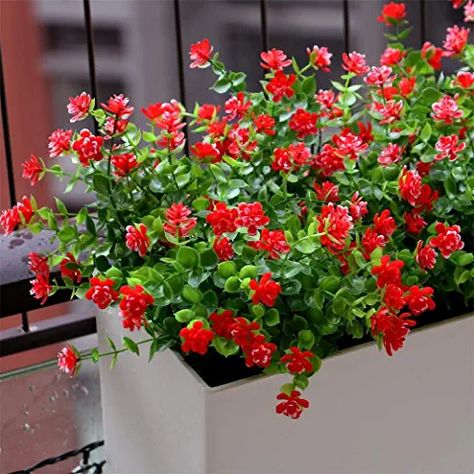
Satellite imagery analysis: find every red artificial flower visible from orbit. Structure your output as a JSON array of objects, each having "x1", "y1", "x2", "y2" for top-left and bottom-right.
[
  {"x1": 85, "y1": 276, "x2": 119, "y2": 310},
  {"x1": 380, "y1": 47, "x2": 406, "y2": 66},
  {"x1": 430, "y1": 222, "x2": 464, "y2": 258},
  {"x1": 317, "y1": 204, "x2": 353, "y2": 252},
  {"x1": 207, "y1": 118, "x2": 228, "y2": 138},
  {"x1": 119, "y1": 284, "x2": 154, "y2": 331},
  {"x1": 357, "y1": 121, "x2": 374, "y2": 144},
  {"x1": 67, "y1": 92, "x2": 91, "y2": 122},
  {"x1": 443, "y1": 25, "x2": 469, "y2": 57},
  {"x1": 414, "y1": 183, "x2": 439, "y2": 213},
  {"x1": 249, "y1": 272, "x2": 281, "y2": 307},
  {"x1": 16, "y1": 196, "x2": 34, "y2": 224},
  {"x1": 431, "y1": 95, "x2": 463, "y2": 124},
  {"x1": 281, "y1": 347, "x2": 315, "y2": 374},
  {"x1": 373, "y1": 209, "x2": 396, "y2": 238},
  {"x1": 332, "y1": 129, "x2": 368, "y2": 160},
  {"x1": 22, "y1": 154, "x2": 43, "y2": 186},
  {"x1": 60, "y1": 253, "x2": 82, "y2": 284},
  {"x1": 260, "y1": 48, "x2": 291, "y2": 70},
  {"x1": 197, "y1": 104, "x2": 220, "y2": 122},
  {"x1": 276, "y1": 390, "x2": 309, "y2": 419},
  {"x1": 210, "y1": 309, "x2": 235, "y2": 339},
  {"x1": 405, "y1": 285, "x2": 435, "y2": 315},
  {"x1": 371, "y1": 307, "x2": 415, "y2": 356},
  {"x1": 415, "y1": 240, "x2": 437, "y2": 270},
  {"x1": 229, "y1": 317, "x2": 260, "y2": 348},
  {"x1": 464, "y1": 1, "x2": 474, "y2": 22},
  {"x1": 225, "y1": 92, "x2": 252, "y2": 121},
  {"x1": 103, "y1": 116, "x2": 128, "y2": 136},
  {"x1": 315, "y1": 89, "x2": 337, "y2": 111},
  {"x1": 236, "y1": 202, "x2": 270, "y2": 235},
  {"x1": 434, "y1": 135, "x2": 466, "y2": 161},
  {"x1": 30, "y1": 277, "x2": 52, "y2": 305},
  {"x1": 313, "y1": 144, "x2": 345, "y2": 177},
  {"x1": 266, "y1": 71, "x2": 296, "y2": 102},
  {"x1": 415, "y1": 161, "x2": 433, "y2": 177},
  {"x1": 72, "y1": 129, "x2": 104, "y2": 166},
  {"x1": 365, "y1": 65, "x2": 396, "y2": 86},
  {"x1": 189, "y1": 39, "x2": 213, "y2": 68},
  {"x1": 404, "y1": 211, "x2": 427, "y2": 234},
  {"x1": 373, "y1": 99, "x2": 403, "y2": 124},
  {"x1": 349, "y1": 192, "x2": 368, "y2": 220},
  {"x1": 371, "y1": 255, "x2": 404, "y2": 288},
  {"x1": 399, "y1": 168, "x2": 422, "y2": 206},
  {"x1": 306, "y1": 45, "x2": 332, "y2": 71},
  {"x1": 125, "y1": 224, "x2": 150, "y2": 258},
  {"x1": 244, "y1": 334, "x2": 276, "y2": 368},
  {"x1": 111, "y1": 153, "x2": 139, "y2": 177},
  {"x1": 225, "y1": 125, "x2": 257, "y2": 161},
  {"x1": 362, "y1": 227, "x2": 387, "y2": 259},
  {"x1": 451, "y1": 0, "x2": 464, "y2": 8},
  {"x1": 377, "y1": 2, "x2": 407, "y2": 25},
  {"x1": 398, "y1": 76, "x2": 416, "y2": 97},
  {"x1": 191, "y1": 142, "x2": 221, "y2": 162},
  {"x1": 57, "y1": 344, "x2": 79, "y2": 376},
  {"x1": 101, "y1": 94, "x2": 134, "y2": 120},
  {"x1": 313, "y1": 181, "x2": 340, "y2": 202},
  {"x1": 213, "y1": 236, "x2": 234, "y2": 261},
  {"x1": 342, "y1": 51, "x2": 370, "y2": 76},
  {"x1": 0, "y1": 207, "x2": 20, "y2": 235},
  {"x1": 421, "y1": 42, "x2": 443, "y2": 70},
  {"x1": 163, "y1": 203, "x2": 197, "y2": 238},
  {"x1": 378, "y1": 143, "x2": 403, "y2": 166},
  {"x1": 48, "y1": 129, "x2": 73, "y2": 157},
  {"x1": 383, "y1": 283, "x2": 406, "y2": 311},
  {"x1": 455, "y1": 71, "x2": 474, "y2": 88},
  {"x1": 206, "y1": 202, "x2": 238, "y2": 235},
  {"x1": 179, "y1": 320, "x2": 214, "y2": 355},
  {"x1": 249, "y1": 228, "x2": 290, "y2": 259},
  {"x1": 253, "y1": 114, "x2": 276, "y2": 135},
  {"x1": 28, "y1": 252, "x2": 50, "y2": 279}
]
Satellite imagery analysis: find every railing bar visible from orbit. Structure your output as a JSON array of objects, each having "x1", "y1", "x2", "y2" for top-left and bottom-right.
[
  {"x1": 259, "y1": 0, "x2": 269, "y2": 53},
  {"x1": 83, "y1": 0, "x2": 99, "y2": 135},
  {"x1": 0, "y1": 45, "x2": 17, "y2": 208},
  {"x1": 419, "y1": 0, "x2": 426, "y2": 44},
  {"x1": 21, "y1": 312, "x2": 30, "y2": 332},
  {"x1": 173, "y1": 0, "x2": 190, "y2": 156},
  {"x1": 343, "y1": 0, "x2": 350, "y2": 53}
]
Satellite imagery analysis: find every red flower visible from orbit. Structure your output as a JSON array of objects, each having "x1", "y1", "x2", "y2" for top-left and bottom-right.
[
  {"x1": 163, "y1": 203, "x2": 197, "y2": 238},
  {"x1": 213, "y1": 236, "x2": 234, "y2": 261},
  {"x1": 85, "y1": 276, "x2": 119, "y2": 310},
  {"x1": 404, "y1": 211, "x2": 427, "y2": 234},
  {"x1": 60, "y1": 253, "x2": 82, "y2": 284},
  {"x1": 125, "y1": 224, "x2": 150, "y2": 258},
  {"x1": 362, "y1": 228, "x2": 387, "y2": 259},
  {"x1": 313, "y1": 181, "x2": 340, "y2": 202},
  {"x1": 399, "y1": 76, "x2": 416, "y2": 97},
  {"x1": 357, "y1": 121, "x2": 374, "y2": 144},
  {"x1": 405, "y1": 285, "x2": 435, "y2": 315},
  {"x1": 373, "y1": 99, "x2": 403, "y2": 124},
  {"x1": 315, "y1": 89, "x2": 336, "y2": 111},
  {"x1": 430, "y1": 222, "x2": 464, "y2": 258},
  {"x1": 281, "y1": 347, "x2": 315, "y2": 374},
  {"x1": 342, "y1": 51, "x2": 370, "y2": 76},
  {"x1": 48, "y1": 129, "x2": 72, "y2": 157},
  {"x1": 0, "y1": 207, "x2": 20, "y2": 235},
  {"x1": 253, "y1": 114, "x2": 276, "y2": 135},
  {"x1": 380, "y1": 47, "x2": 406, "y2": 66},
  {"x1": 225, "y1": 92, "x2": 252, "y2": 121},
  {"x1": 414, "y1": 184, "x2": 439, "y2": 213},
  {"x1": 16, "y1": 196, "x2": 34, "y2": 224},
  {"x1": 28, "y1": 252, "x2": 50, "y2": 279},
  {"x1": 451, "y1": 0, "x2": 464, "y2": 8},
  {"x1": 306, "y1": 45, "x2": 332, "y2": 71},
  {"x1": 455, "y1": 71, "x2": 474, "y2": 88},
  {"x1": 179, "y1": 321, "x2": 214, "y2": 354},
  {"x1": 101, "y1": 94, "x2": 134, "y2": 120},
  {"x1": 421, "y1": 42, "x2": 443, "y2": 70},
  {"x1": 30, "y1": 277, "x2": 52, "y2": 305},
  {"x1": 313, "y1": 144, "x2": 345, "y2": 177},
  {"x1": 111, "y1": 153, "x2": 139, "y2": 177},
  {"x1": 229, "y1": 317, "x2": 260, "y2": 347},
  {"x1": 260, "y1": 48, "x2": 291, "y2": 70},
  {"x1": 57, "y1": 344, "x2": 79, "y2": 376},
  {"x1": 249, "y1": 273, "x2": 281, "y2": 307},
  {"x1": 103, "y1": 116, "x2": 128, "y2": 136},
  {"x1": 350, "y1": 192, "x2": 368, "y2": 220},
  {"x1": 189, "y1": 39, "x2": 213, "y2": 68},
  {"x1": 378, "y1": 143, "x2": 403, "y2": 166},
  {"x1": 72, "y1": 129, "x2": 104, "y2": 166},
  {"x1": 415, "y1": 161, "x2": 433, "y2": 177},
  {"x1": 365, "y1": 65, "x2": 396, "y2": 86},
  {"x1": 272, "y1": 143, "x2": 311, "y2": 173},
  {"x1": 415, "y1": 240, "x2": 437, "y2": 270},
  {"x1": 236, "y1": 202, "x2": 270, "y2": 235},
  {"x1": 22, "y1": 154, "x2": 43, "y2": 186},
  {"x1": 371, "y1": 307, "x2": 415, "y2": 356},
  {"x1": 210, "y1": 309, "x2": 235, "y2": 338},
  {"x1": 435, "y1": 135, "x2": 466, "y2": 161},
  {"x1": 317, "y1": 204, "x2": 353, "y2": 252},
  {"x1": 377, "y1": 2, "x2": 407, "y2": 25},
  {"x1": 431, "y1": 95, "x2": 463, "y2": 124},
  {"x1": 371, "y1": 255, "x2": 404, "y2": 288},
  {"x1": 197, "y1": 104, "x2": 220, "y2": 122},
  {"x1": 373, "y1": 209, "x2": 396, "y2": 238},
  {"x1": 266, "y1": 71, "x2": 296, "y2": 102},
  {"x1": 399, "y1": 168, "x2": 422, "y2": 206},
  {"x1": 443, "y1": 25, "x2": 469, "y2": 57},
  {"x1": 276, "y1": 390, "x2": 309, "y2": 419},
  {"x1": 191, "y1": 142, "x2": 221, "y2": 162},
  {"x1": 244, "y1": 334, "x2": 276, "y2": 368},
  {"x1": 383, "y1": 284, "x2": 406, "y2": 311},
  {"x1": 119, "y1": 285, "x2": 154, "y2": 331},
  {"x1": 465, "y1": 1, "x2": 474, "y2": 20},
  {"x1": 250, "y1": 229, "x2": 290, "y2": 259},
  {"x1": 206, "y1": 202, "x2": 238, "y2": 235},
  {"x1": 332, "y1": 129, "x2": 368, "y2": 160},
  {"x1": 67, "y1": 92, "x2": 91, "y2": 122}
]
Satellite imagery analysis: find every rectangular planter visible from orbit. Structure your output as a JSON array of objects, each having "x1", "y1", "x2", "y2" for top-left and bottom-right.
[{"x1": 98, "y1": 311, "x2": 473, "y2": 474}]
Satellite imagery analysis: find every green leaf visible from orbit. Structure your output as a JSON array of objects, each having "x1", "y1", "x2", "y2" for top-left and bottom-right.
[
  {"x1": 212, "y1": 75, "x2": 232, "y2": 94},
  {"x1": 58, "y1": 226, "x2": 76, "y2": 243},
  {"x1": 92, "y1": 174, "x2": 110, "y2": 195},
  {"x1": 451, "y1": 252, "x2": 474, "y2": 267},
  {"x1": 217, "y1": 261, "x2": 237, "y2": 278},
  {"x1": 301, "y1": 76, "x2": 316, "y2": 96},
  {"x1": 123, "y1": 337, "x2": 139, "y2": 355},
  {"x1": 54, "y1": 197, "x2": 68, "y2": 216},
  {"x1": 182, "y1": 285, "x2": 202, "y2": 303},
  {"x1": 175, "y1": 309, "x2": 194, "y2": 323},
  {"x1": 295, "y1": 239, "x2": 317, "y2": 254},
  {"x1": 420, "y1": 123, "x2": 432, "y2": 142},
  {"x1": 298, "y1": 329, "x2": 315, "y2": 349},
  {"x1": 224, "y1": 276, "x2": 241, "y2": 293},
  {"x1": 176, "y1": 246, "x2": 199, "y2": 269},
  {"x1": 264, "y1": 308, "x2": 280, "y2": 327}
]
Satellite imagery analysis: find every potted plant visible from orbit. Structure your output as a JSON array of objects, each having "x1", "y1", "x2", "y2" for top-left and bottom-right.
[{"x1": 2, "y1": 1, "x2": 473, "y2": 472}]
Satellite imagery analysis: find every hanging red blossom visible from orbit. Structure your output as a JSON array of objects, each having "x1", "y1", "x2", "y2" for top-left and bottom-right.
[
  {"x1": 119, "y1": 285, "x2": 154, "y2": 331},
  {"x1": 260, "y1": 48, "x2": 291, "y2": 70},
  {"x1": 30, "y1": 277, "x2": 52, "y2": 305},
  {"x1": 179, "y1": 321, "x2": 214, "y2": 355},
  {"x1": 405, "y1": 285, "x2": 435, "y2": 315},
  {"x1": 430, "y1": 222, "x2": 464, "y2": 258},
  {"x1": 163, "y1": 203, "x2": 197, "y2": 238},
  {"x1": 266, "y1": 71, "x2": 296, "y2": 102},
  {"x1": 206, "y1": 202, "x2": 238, "y2": 235},
  {"x1": 431, "y1": 95, "x2": 463, "y2": 124},
  {"x1": 236, "y1": 202, "x2": 270, "y2": 235},
  {"x1": 229, "y1": 317, "x2": 260, "y2": 348},
  {"x1": 67, "y1": 92, "x2": 91, "y2": 122},
  {"x1": 377, "y1": 2, "x2": 407, "y2": 25},
  {"x1": 313, "y1": 181, "x2": 340, "y2": 202},
  {"x1": 57, "y1": 344, "x2": 79, "y2": 376},
  {"x1": 189, "y1": 39, "x2": 213, "y2": 68},
  {"x1": 306, "y1": 45, "x2": 332, "y2": 71},
  {"x1": 28, "y1": 252, "x2": 50, "y2": 279},
  {"x1": 111, "y1": 153, "x2": 139, "y2": 177},
  {"x1": 22, "y1": 155, "x2": 43, "y2": 186},
  {"x1": 281, "y1": 347, "x2": 315, "y2": 374},
  {"x1": 404, "y1": 211, "x2": 427, "y2": 235},
  {"x1": 276, "y1": 390, "x2": 310, "y2": 419},
  {"x1": 415, "y1": 241, "x2": 437, "y2": 270},
  {"x1": 213, "y1": 236, "x2": 234, "y2": 261},
  {"x1": 317, "y1": 204, "x2": 353, "y2": 252},
  {"x1": 244, "y1": 334, "x2": 276, "y2": 368},
  {"x1": 60, "y1": 253, "x2": 82, "y2": 284},
  {"x1": 371, "y1": 255, "x2": 405, "y2": 288},
  {"x1": 72, "y1": 129, "x2": 104, "y2": 166},
  {"x1": 85, "y1": 277, "x2": 119, "y2": 310},
  {"x1": 443, "y1": 25, "x2": 470, "y2": 56},
  {"x1": 249, "y1": 229, "x2": 290, "y2": 259},
  {"x1": 373, "y1": 209, "x2": 396, "y2": 238},
  {"x1": 249, "y1": 273, "x2": 281, "y2": 307},
  {"x1": 434, "y1": 135, "x2": 466, "y2": 161},
  {"x1": 378, "y1": 143, "x2": 403, "y2": 166},
  {"x1": 125, "y1": 224, "x2": 150, "y2": 258},
  {"x1": 342, "y1": 51, "x2": 370, "y2": 76},
  {"x1": 48, "y1": 129, "x2": 72, "y2": 157}
]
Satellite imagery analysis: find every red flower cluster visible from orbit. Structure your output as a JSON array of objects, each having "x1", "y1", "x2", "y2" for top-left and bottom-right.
[
  {"x1": 48, "y1": 129, "x2": 72, "y2": 157},
  {"x1": 266, "y1": 71, "x2": 296, "y2": 102},
  {"x1": 272, "y1": 143, "x2": 311, "y2": 172},
  {"x1": 206, "y1": 202, "x2": 238, "y2": 235},
  {"x1": 443, "y1": 25, "x2": 469, "y2": 56},
  {"x1": 249, "y1": 273, "x2": 282, "y2": 307},
  {"x1": 225, "y1": 92, "x2": 252, "y2": 121},
  {"x1": 235, "y1": 202, "x2": 270, "y2": 235},
  {"x1": 377, "y1": 1, "x2": 407, "y2": 25},
  {"x1": 249, "y1": 229, "x2": 290, "y2": 259},
  {"x1": 60, "y1": 253, "x2": 82, "y2": 284},
  {"x1": 421, "y1": 42, "x2": 443, "y2": 70},
  {"x1": 28, "y1": 252, "x2": 52, "y2": 305},
  {"x1": 434, "y1": 135, "x2": 466, "y2": 161},
  {"x1": 313, "y1": 181, "x2": 340, "y2": 202},
  {"x1": 332, "y1": 129, "x2": 368, "y2": 160},
  {"x1": 317, "y1": 204, "x2": 353, "y2": 252},
  {"x1": 380, "y1": 47, "x2": 406, "y2": 66},
  {"x1": 0, "y1": 196, "x2": 34, "y2": 235},
  {"x1": 378, "y1": 143, "x2": 403, "y2": 166},
  {"x1": 119, "y1": 285, "x2": 154, "y2": 331},
  {"x1": 85, "y1": 277, "x2": 119, "y2": 309},
  {"x1": 276, "y1": 390, "x2": 309, "y2": 419},
  {"x1": 306, "y1": 45, "x2": 332, "y2": 71},
  {"x1": 22, "y1": 155, "x2": 43, "y2": 186},
  {"x1": 164, "y1": 203, "x2": 197, "y2": 238},
  {"x1": 111, "y1": 153, "x2": 139, "y2": 176},
  {"x1": 67, "y1": 92, "x2": 91, "y2": 122},
  {"x1": 289, "y1": 109, "x2": 318, "y2": 139},
  {"x1": 253, "y1": 114, "x2": 276, "y2": 135},
  {"x1": 72, "y1": 129, "x2": 104, "y2": 166},
  {"x1": 101, "y1": 94, "x2": 134, "y2": 120},
  {"x1": 399, "y1": 168, "x2": 438, "y2": 213},
  {"x1": 189, "y1": 39, "x2": 213, "y2": 68},
  {"x1": 342, "y1": 51, "x2": 370, "y2": 76},
  {"x1": 260, "y1": 48, "x2": 291, "y2": 71},
  {"x1": 374, "y1": 99, "x2": 403, "y2": 124},
  {"x1": 365, "y1": 65, "x2": 396, "y2": 87},
  {"x1": 180, "y1": 320, "x2": 214, "y2": 354},
  {"x1": 431, "y1": 95, "x2": 463, "y2": 124},
  {"x1": 213, "y1": 236, "x2": 234, "y2": 261},
  {"x1": 57, "y1": 344, "x2": 79, "y2": 376},
  {"x1": 415, "y1": 240, "x2": 437, "y2": 270},
  {"x1": 281, "y1": 347, "x2": 315, "y2": 374},
  {"x1": 430, "y1": 222, "x2": 464, "y2": 258},
  {"x1": 125, "y1": 224, "x2": 150, "y2": 257}
]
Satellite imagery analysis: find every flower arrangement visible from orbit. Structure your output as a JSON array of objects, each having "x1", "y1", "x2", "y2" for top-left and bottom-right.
[{"x1": 3, "y1": 1, "x2": 473, "y2": 419}]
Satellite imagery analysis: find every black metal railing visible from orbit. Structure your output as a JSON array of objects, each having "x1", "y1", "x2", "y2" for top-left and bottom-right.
[{"x1": 0, "y1": 0, "x2": 460, "y2": 356}]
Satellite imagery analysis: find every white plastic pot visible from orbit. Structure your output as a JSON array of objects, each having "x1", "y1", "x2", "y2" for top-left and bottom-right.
[{"x1": 98, "y1": 311, "x2": 473, "y2": 474}]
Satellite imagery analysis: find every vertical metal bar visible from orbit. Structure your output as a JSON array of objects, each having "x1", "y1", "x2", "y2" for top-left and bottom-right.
[
  {"x1": 173, "y1": 0, "x2": 189, "y2": 156},
  {"x1": 83, "y1": 0, "x2": 99, "y2": 134},
  {"x1": 343, "y1": 0, "x2": 350, "y2": 53},
  {"x1": 419, "y1": 0, "x2": 426, "y2": 45},
  {"x1": 260, "y1": 0, "x2": 269, "y2": 52}
]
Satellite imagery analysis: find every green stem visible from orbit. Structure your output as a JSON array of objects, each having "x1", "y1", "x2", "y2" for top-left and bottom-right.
[{"x1": 81, "y1": 337, "x2": 155, "y2": 361}]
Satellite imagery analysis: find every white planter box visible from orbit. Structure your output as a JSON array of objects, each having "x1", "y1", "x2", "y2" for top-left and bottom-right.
[{"x1": 98, "y1": 312, "x2": 473, "y2": 474}]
